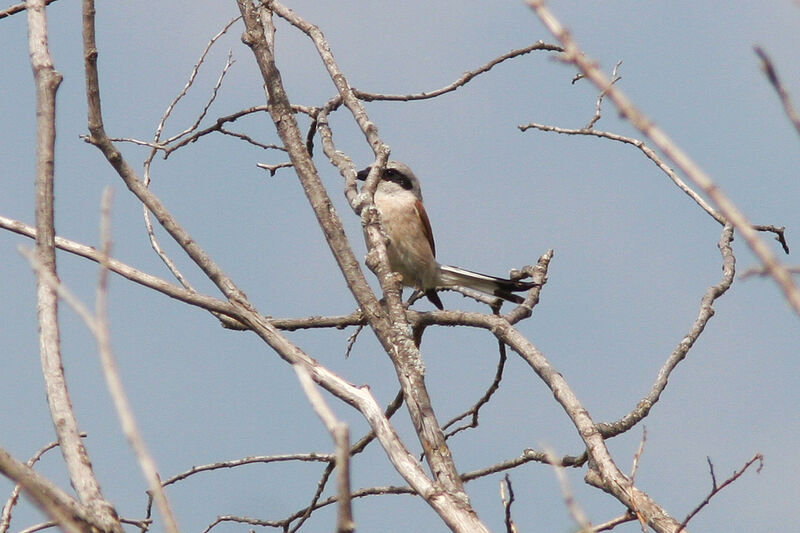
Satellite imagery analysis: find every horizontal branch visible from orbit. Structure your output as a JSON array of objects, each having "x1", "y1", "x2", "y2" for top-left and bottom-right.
[
  {"x1": 162, "y1": 453, "x2": 335, "y2": 487},
  {"x1": 0, "y1": 0, "x2": 58, "y2": 19},
  {"x1": 353, "y1": 41, "x2": 563, "y2": 102},
  {"x1": 1, "y1": 214, "x2": 237, "y2": 317},
  {"x1": 519, "y1": 122, "x2": 723, "y2": 224},
  {"x1": 1, "y1": 215, "x2": 369, "y2": 333}
]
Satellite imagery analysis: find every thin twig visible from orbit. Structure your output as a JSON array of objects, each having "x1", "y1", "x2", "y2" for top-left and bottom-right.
[
  {"x1": 546, "y1": 449, "x2": 592, "y2": 532},
  {"x1": 0, "y1": 437, "x2": 80, "y2": 533},
  {"x1": 499, "y1": 475, "x2": 518, "y2": 533},
  {"x1": 585, "y1": 60, "x2": 622, "y2": 129},
  {"x1": 202, "y1": 485, "x2": 417, "y2": 533},
  {"x1": 596, "y1": 225, "x2": 735, "y2": 438},
  {"x1": 0, "y1": 0, "x2": 58, "y2": 19},
  {"x1": 140, "y1": 18, "x2": 240, "y2": 292},
  {"x1": 519, "y1": 123, "x2": 790, "y2": 254},
  {"x1": 591, "y1": 512, "x2": 636, "y2": 532},
  {"x1": 352, "y1": 41, "x2": 563, "y2": 102},
  {"x1": 443, "y1": 345, "x2": 507, "y2": 438},
  {"x1": 161, "y1": 453, "x2": 334, "y2": 487},
  {"x1": 153, "y1": 17, "x2": 240, "y2": 144},
  {"x1": 677, "y1": 453, "x2": 764, "y2": 532},
  {"x1": 461, "y1": 449, "x2": 586, "y2": 482},
  {"x1": 754, "y1": 46, "x2": 800, "y2": 138},
  {"x1": 520, "y1": 122, "x2": 723, "y2": 224},
  {"x1": 629, "y1": 427, "x2": 647, "y2": 481}
]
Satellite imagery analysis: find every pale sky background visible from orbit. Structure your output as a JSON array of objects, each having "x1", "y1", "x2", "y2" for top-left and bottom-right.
[{"x1": 1, "y1": 1, "x2": 799, "y2": 532}]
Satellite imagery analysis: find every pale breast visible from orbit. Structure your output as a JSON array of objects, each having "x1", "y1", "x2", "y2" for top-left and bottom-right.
[{"x1": 372, "y1": 192, "x2": 438, "y2": 289}]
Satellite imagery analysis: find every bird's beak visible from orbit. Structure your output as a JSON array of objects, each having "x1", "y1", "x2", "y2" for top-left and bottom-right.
[{"x1": 356, "y1": 166, "x2": 372, "y2": 181}]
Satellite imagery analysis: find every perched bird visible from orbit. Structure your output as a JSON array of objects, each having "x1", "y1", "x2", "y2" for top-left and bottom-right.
[{"x1": 357, "y1": 161, "x2": 535, "y2": 309}]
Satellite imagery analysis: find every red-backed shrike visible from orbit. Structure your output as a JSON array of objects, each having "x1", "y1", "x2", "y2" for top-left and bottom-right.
[{"x1": 357, "y1": 161, "x2": 534, "y2": 309}]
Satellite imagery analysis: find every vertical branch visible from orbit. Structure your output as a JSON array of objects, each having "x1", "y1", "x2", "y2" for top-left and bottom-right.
[
  {"x1": 26, "y1": 1, "x2": 121, "y2": 531},
  {"x1": 294, "y1": 365, "x2": 354, "y2": 533},
  {"x1": 236, "y1": 3, "x2": 486, "y2": 531},
  {"x1": 93, "y1": 190, "x2": 181, "y2": 533},
  {"x1": 239, "y1": 0, "x2": 466, "y2": 493}
]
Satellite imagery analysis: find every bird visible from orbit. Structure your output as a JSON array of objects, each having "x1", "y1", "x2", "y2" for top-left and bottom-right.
[{"x1": 356, "y1": 160, "x2": 535, "y2": 310}]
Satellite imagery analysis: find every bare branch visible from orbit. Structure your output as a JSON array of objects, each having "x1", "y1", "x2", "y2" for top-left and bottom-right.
[
  {"x1": 161, "y1": 453, "x2": 333, "y2": 487},
  {"x1": 519, "y1": 123, "x2": 724, "y2": 225},
  {"x1": 95, "y1": 190, "x2": 180, "y2": 533},
  {"x1": 17, "y1": 521, "x2": 58, "y2": 533},
  {"x1": 527, "y1": 0, "x2": 800, "y2": 318},
  {"x1": 754, "y1": 46, "x2": 800, "y2": 138},
  {"x1": 0, "y1": 447, "x2": 97, "y2": 533},
  {"x1": 585, "y1": 60, "x2": 622, "y2": 130},
  {"x1": 677, "y1": 454, "x2": 764, "y2": 532},
  {"x1": 443, "y1": 344, "x2": 507, "y2": 439},
  {"x1": 0, "y1": 214, "x2": 238, "y2": 316},
  {"x1": 461, "y1": 449, "x2": 586, "y2": 483},
  {"x1": 352, "y1": 41, "x2": 563, "y2": 102},
  {"x1": 0, "y1": 437, "x2": 82, "y2": 533},
  {"x1": 591, "y1": 513, "x2": 636, "y2": 532},
  {"x1": 28, "y1": 1, "x2": 121, "y2": 529},
  {"x1": 294, "y1": 365, "x2": 354, "y2": 533},
  {"x1": 412, "y1": 301, "x2": 684, "y2": 530},
  {"x1": 0, "y1": 0, "x2": 58, "y2": 19},
  {"x1": 546, "y1": 449, "x2": 591, "y2": 532},
  {"x1": 596, "y1": 225, "x2": 735, "y2": 438},
  {"x1": 239, "y1": 5, "x2": 488, "y2": 531},
  {"x1": 0, "y1": 214, "x2": 370, "y2": 336},
  {"x1": 499, "y1": 475, "x2": 518, "y2": 533},
  {"x1": 519, "y1": 124, "x2": 790, "y2": 255},
  {"x1": 204, "y1": 484, "x2": 417, "y2": 532},
  {"x1": 154, "y1": 17, "x2": 241, "y2": 145}
]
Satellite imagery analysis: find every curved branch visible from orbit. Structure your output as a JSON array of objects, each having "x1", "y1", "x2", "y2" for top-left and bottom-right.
[
  {"x1": 352, "y1": 41, "x2": 563, "y2": 102},
  {"x1": 596, "y1": 225, "x2": 735, "y2": 437}
]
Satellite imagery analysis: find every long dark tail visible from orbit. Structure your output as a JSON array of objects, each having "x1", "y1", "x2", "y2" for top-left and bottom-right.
[{"x1": 438, "y1": 264, "x2": 535, "y2": 304}]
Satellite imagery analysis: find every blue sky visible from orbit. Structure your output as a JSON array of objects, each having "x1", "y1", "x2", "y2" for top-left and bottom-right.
[{"x1": 1, "y1": 1, "x2": 798, "y2": 532}]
